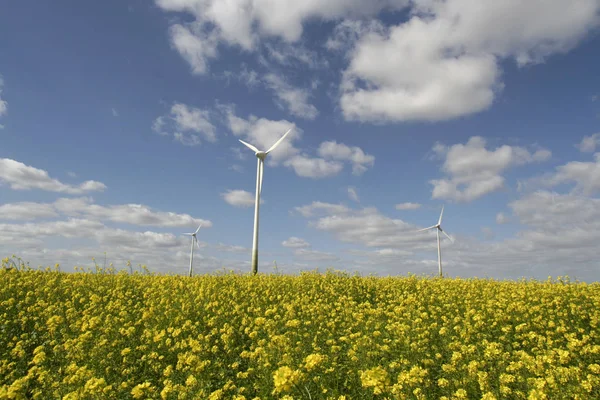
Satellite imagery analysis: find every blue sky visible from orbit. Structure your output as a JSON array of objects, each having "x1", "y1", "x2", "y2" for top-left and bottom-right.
[{"x1": 1, "y1": 0, "x2": 600, "y2": 281}]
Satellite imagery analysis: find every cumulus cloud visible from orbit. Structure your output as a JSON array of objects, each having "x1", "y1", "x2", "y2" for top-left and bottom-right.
[
  {"x1": 155, "y1": 1, "x2": 600, "y2": 124},
  {"x1": 263, "y1": 42, "x2": 326, "y2": 69},
  {"x1": 283, "y1": 155, "x2": 344, "y2": 179},
  {"x1": 155, "y1": 0, "x2": 409, "y2": 72},
  {"x1": 294, "y1": 194, "x2": 600, "y2": 281},
  {"x1": 294, "y1": 201, "x2": 350, "y2": 218},
  {"x1": 496, "y1": 212, "x2": 509, "y2": 224},
  {"x1": 152, "y1": 103, "x2": 217, "y2": 146},
  {"x1": 544, "y1": 153, "x2": 600, "y2": 195},
  {"x1": 0, "y1": 197, "x2": 211, "y2": 229},
  {"x1": 263, "y1": 73, "x2": 319, "y2": 120},
  {"x1": 281, "y1": 234, "x2": 338, "y2": 262},
  {"x1": 395, "y1": 202, "x2": 421, "y2": 210},
  {"x1": 221, "y1": 105, "x2": 370, "y2": 178},
  {"x1": 576, "y1": 133, "x2": 600, "y2": 153},
  {"x1": 317, "y1": 141, "x2": 375, "y2": 175},
  {"x1": 53, "y1": 197, "x2": 211, "y2": 228},
  {"x1": 220, "y1": 104, "x2": 300, "y2": 163},
  {"x1": 339, "y1": 0, "x2": 600, "y2": 122},
  {"x1": 0, "y1": 158, "x2": 107, "y2": 194},
  {"x1": 221, "y1": 189, "x2": 261, "y2": 208},
  {"x1": 168, "y1": 23, "x2": 219, "y2": 75},
  {"x1": 429, "y1": 137, "x2": 551, "y2": 202},
  {"x1": 282, "y1": 236, "x2": 310, "y2": 248},
  {"x1": 0, "y1": 202, "x2": 58, "y2": 221},
  {"x1": 347, "y1": 186, "x2": 359, "y2": 203},
  {"x1": 293, "y1": 248, "x2": 339, "y2": 262}
]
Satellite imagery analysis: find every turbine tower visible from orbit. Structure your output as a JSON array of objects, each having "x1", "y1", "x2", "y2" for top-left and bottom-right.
[
  {"x1": 417, "y1": 206, "x2": 454, "y2": 277},
  {"x1": 183, "y1": 223, "x2": 203, "y2": 277},
  {"x1": 239, "y1": 128, "x2": 292, "y2": 275}
]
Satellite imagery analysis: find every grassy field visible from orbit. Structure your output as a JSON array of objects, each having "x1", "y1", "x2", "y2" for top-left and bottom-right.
[{"x1": 1, "y1": 261, "x2": 599, "y2": 399}]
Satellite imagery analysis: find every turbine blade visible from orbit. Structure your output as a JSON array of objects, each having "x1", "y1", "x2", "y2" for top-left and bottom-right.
[
  {"x1": 194, "y1": 223, "x2": 203, "y2": 234},
  {"x1": 416, "y1": 225, "x2": 437, "y2": 232},
  {"x1": 259, "y1": 159, "x2": 264, "y2": 194},
  {"x1": 239, "y1": 139, "x2": 260, "y2": 153},
  {"x1": 195, "y1": 237, "x2": 201, "y2": 249},
  {"x1": 183, "y1": 233, "x2": 193, "y2": 236},
  {"x1": 442, "y1": 229, "x2": 454, "y2": 242},
  {"x1": 265, "y1": 128, "x2": 292, "y2": 154},
  {"x1": 438, "y1": 205, "x2": 445, "y2": 225}
]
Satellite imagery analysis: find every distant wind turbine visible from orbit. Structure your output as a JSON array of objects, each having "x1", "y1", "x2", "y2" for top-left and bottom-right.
[
  {"x1": 417, "y1": 205, "x2": 454, "y2": 277},
  {"x1": 183, "y1": 223, "x2": 203, "y2": 277},
  {"x1": 239, "y1": 128, "x2": 292, "y2": 275}
]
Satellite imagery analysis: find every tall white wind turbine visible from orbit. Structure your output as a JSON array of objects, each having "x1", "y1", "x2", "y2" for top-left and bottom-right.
[
  {"x1": 239, "y1": 128, "x2": 292, "y2": 275},
  {"x1": 183, "y1": 223, "x2": 203, "y2": 277},
  {"x1": 417, "y1": 206, "x2": 454, "y2": 277}
]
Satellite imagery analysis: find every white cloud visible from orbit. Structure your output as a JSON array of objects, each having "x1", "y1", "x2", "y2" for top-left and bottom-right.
[
  {"x1": 284, "y1": 155, "x2": 343, "y2": 178},
  {"x1": 153, "y1": 103, "x2": 216, "y2": 145},
  {"x1": 347, "y1": 186, "x2": 359, "y2": 203},
  {"x1": 174, "y1": 132, "x2": 202, "y2": 146},
  {"x1": 395, "y1": 202, "x2": 421, "y2": 210},
  {"x1": 546, "y1": 153, "x2": 600, "y2": 195},
  {"x1": 282, "y1": 236, "x2": 310, "y2": 248},
  {"x1": 157, "y1": 0, "x2": 599, "y2": 125},
  {"x1": 293, "y1": 195, "x2": 600, "y2": 281},
  {"x1": 111, "y1": 108, "x2": 119, "y2": 117},
  {"x1": 496, "y1": 212, "x2": 509, "y2": 224},
  {"x1": 429, "y1": 136, "x2": 551, "y2": 202},
  {"x1": 220, "y1": 105, "x2": 300, "y2": 163},
  {"x1": 263, "y1": 73, "x2": 319, "y2": 120},
  {"x1": 229, "y1": 164, "x2": 244, "y2": 173},
  {"x1": 293, "y1": 248, "x2": 339, "y2": 262},
  {"x1": 576, "y1": 133, "x2": 600, "y2": 153},
  {"x1": 0, "y1": 158, "x2": 107, "y2": 194},
  {"x1": 221, "y1": 106, "x2": 350, "y2": 179},
  {"x1": 340, "y1": 0, "x2": 600, "y2": 122},
  {"x1": 155, "y1": 0, "x2": 410, "y2": 73},
  {"x1": 294, "y1": 201, "x2": 350, "y2": 218},
  {"x1": 308, "y1": 206, "x2": 427, "y2": 249},
  {"x1": 509, "y1": 191, "x2": 600, "y2": 230},
  {"x1": 263, "y1": 43, "x2": 325, "y2": 69},
  {"x1": 168, "y1": 23, "x2": 219, "y2": 75},
  {"x1": 53, "y1": 197, "x2": 211, "y2": 228},
  {"x1": 0, "y1": 202, "x2": 58, "y2": 221},
  {"x1": 0, "y1": 197, "x2": 211, "y2": 229},
  {"x1": 325, "y1": 19, "x2": 386, "y2": 52},
  {"x1": 0, "y1": 75, "x2": 7, "y2": 118},
  {"x1": 223, "y1": 65, "x2": 261, "y2": 88},
  {"x1": 221, "y1": 189, "x2": 260, "y2": 208},
  {"x1": 213, "y1": 243, "x2": 248, "y2": 253},
  {"x1": 317, "y1": 141, "x2": 375, "y2": 175},
  {"x1": 231, "y1": 147, "x2": 247, "y2": 161}
]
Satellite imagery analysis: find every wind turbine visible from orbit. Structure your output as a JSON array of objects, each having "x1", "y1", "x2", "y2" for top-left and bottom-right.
[
  {"x1": 239, "y1": 128, "x2": 292, "y2": 275},
  {"x1": 417, "y1": 206, "x2": 454, "y2": 277},
  {"x1": 183, "y1": 223, "x2": 203, "y2": 277}
]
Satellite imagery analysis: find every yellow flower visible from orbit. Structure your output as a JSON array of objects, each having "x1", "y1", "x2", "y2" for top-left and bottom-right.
[
  {"x1": 273, "y1": 366, "x2": 303, "y2": 394},
  {"x1": 360, "y1": 366, "x2": 390, "y2": 395},
  {"x1": 131, "y1": 382, "x2": 151, "y2": 399},
  {"x1": 304, "y1": 353, "x2": 325, "y2": 370}
]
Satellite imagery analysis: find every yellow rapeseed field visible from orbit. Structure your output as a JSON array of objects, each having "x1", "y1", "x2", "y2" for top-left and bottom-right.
[{"x1": 1, "y1": 259, "x2": 599, "y2": 399}]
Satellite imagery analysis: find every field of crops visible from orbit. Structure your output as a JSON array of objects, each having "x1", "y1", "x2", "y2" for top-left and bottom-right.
[{"x1": 1, "y1": 264, "x2": 599, "y2": 399}]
